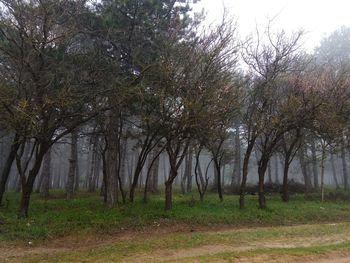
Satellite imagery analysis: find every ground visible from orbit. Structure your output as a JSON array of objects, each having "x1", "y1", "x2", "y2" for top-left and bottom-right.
[{"x1": 1, "y1": 191, "x2": 350, "y2": 262}]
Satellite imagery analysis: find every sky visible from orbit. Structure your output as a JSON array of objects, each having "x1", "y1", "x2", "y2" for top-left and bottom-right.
[{"x1": 192, "y1": 0, "x2": 350, "y2": 52}]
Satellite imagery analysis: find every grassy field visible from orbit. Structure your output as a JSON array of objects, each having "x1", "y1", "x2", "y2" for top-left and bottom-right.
[{"x1": 1, "y1": 190, "x2": 350, "y2": 245}]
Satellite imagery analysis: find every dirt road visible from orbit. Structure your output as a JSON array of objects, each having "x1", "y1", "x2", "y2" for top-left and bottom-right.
[{"x1": 2, "y1": 223, "x2": 350, "y2": 262}]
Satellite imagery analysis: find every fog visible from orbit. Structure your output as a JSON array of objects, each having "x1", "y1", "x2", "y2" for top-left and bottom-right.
[{"x1": 193, "y1": 0, "x2": 350, "y2": 51}]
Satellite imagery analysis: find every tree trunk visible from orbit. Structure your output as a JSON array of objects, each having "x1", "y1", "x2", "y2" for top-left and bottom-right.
[
  {"x1": 239, "y1": 142, "x2": 254, "y2": 209},
  {"x1": 40, "y1": 148, "x2": 52, "y2": 198},
  {"x1": 165, "y1": 161, "x2": 178, "y2": 211},
  {"x1": 341, "y1": 144, "x2": 348, "y2": 189},
  {"x1": 185, "y1": 150, "x2": 193, "y2": 193},
  {"x1": 0, "y1": 134, "x2": 20, "y2": 205},
  {"x1": 66, "y1": 131, "x2": 78, "y2": 199},
  {"x1": 214, "y1": 160, "x2": 223, "y2": 202},
  {"x1": 222, "y1": 165, "x2": 226, "y2": 187},
  {"x1": 18, "y1": 146, "x2": 46, "y2": 218},
  {"x1": 274, "y1": 155, "x2": 280, "y2": 184},
  {"x1": 74, "y1": 136, "x2": 80, "y2": 192},
  {"x1": 129, "y1": 163, "x2": 143, "y2": 202},
  {"x1": 212, "y1": 163, "x2": 218, "y2": 192},
  {"x1": 88, "y1": 136, "x2": 98, "y2": 192},
  {"x1": 19, "y1": 184, "x2": 32, "y2": 218},
  {"x1": 194, "y1": 148, "x2": 207, "y2": 202},
  {"x1": 120, "y1": 137, "x2": 128, "y2": 188},
  {"x1": 311, "y1": 141, "x2": 319, "y2": 188},
  {"x1": 258, "y1": 157, "x2": 268, "y2": 209},
  {"x1": 330, "y1": 153, "x2": 339, "y2": 189},
  {"x1": 143, "y1": 147, "x2": 162, "y2": 202},
  {"x1": 165, "y1": 180, "x2": 173, "y2": 210},
  {"x1": 299, "y1": 145, "x2": 312, "y2": 193},
  {"x1": 93, "y1": 154, "x2": 101, "y2": 191},
  {"x1": 105, "y1": 112, "x2": 119, "y2": 208},
  {"x1": 180, "y1": 168, "x2": 186, "y2": 194},
  {"x1": 150, "y1": 153, "x2": 160, "y2": 193},
  {"x1": 164, "y1": 140, "x2": 189, "y2": 210},
  {"x1": 197, "y1": 159, "x2": 205, "y2": 190},
  {"x1": 101, "y1": 146, "x2": 107, "y2": 203},
  {"x1": 282, "y1": 157, "x2": 290, "y2": 202},
  {"x1": 231, "y1": 122, "x2": 241, "y2": 189},
  {"x1": 129, "y1": 135, "x2": 159, "y2": 202},
  {"x1": 320, "y1": 146, "x2": 326, "y2": 202},
  {"x1": 267, "y1": 160, "x2": 272, "y2": 184}
]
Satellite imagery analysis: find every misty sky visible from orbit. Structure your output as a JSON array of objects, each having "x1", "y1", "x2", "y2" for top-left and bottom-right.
[{"x1": 193, "y1": 0, "x2": 350, "y2": 51}]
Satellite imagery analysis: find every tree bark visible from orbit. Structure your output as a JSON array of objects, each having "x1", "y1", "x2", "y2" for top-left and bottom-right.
[
  {"x1": 40, "y1": 148, "x2": 52, "y2": 198},
  {"x1": 320, "y1": 145, "x2": 326, "y2": 202},
  {"x1": 129, "y1": 162, "x2": 143, "y2": 202},
  {"x1": 144, "y1": 147, "x2": 162, "y2": 202},
  {"x1": 74, "y1": 136, "x2": 80, "y2": 192},
  {"x1": 341, "y1": 144, "x2": 348, "y2": 189},
  {"x1": 101, "y1": 144, "x2": 107, "y2": 203},
  {"x1": 311, "y1": 141, "x2": 319, "y2": 188},
  {"x1": 165, "y1": 180, "x2": 173, "y2": 210},
  {"x1": 18, "y1": 145, "x2": 47, "y2": 218},
  {"x1": 185, "y1": 150, "x2": 193, "y2": 193},
  {"x1": 258, "y1": 156, "x2": 268, "y2": 209},
  {"x1": 129, "y1": 133, "x2": 160, "y2": 202},
  {"x1": 0, "y1": 134, "x2": 20, "y2": 205},
  {"x1": 87, "y1": 136, "x2": 98, "y2": 192},
  {"x1": 214, "y1": 159, "x2": 223, "y2": 202},
  {"x1": 299, "y1": 145, "x2": 312, "y2": 193},
  {"x1": 231, "y1": 122, "x2": 241, "y2": 189},
  {"x1": 239, "y1": 141, "x2": 255, "y2": 209},
  {"x1": 282, "y1": 159, "x2": 290, "y2": 202},
  {"x1": 105, "y1": 112, "x2": 119, "y2": 208},
  {"x1": 267, "y1": 160, "x2": 272, "y2": 184},
  {"x1": 151, "y1": 154, "x2": 160, "y2": 193},
  {"x1": 164, "y1": 139, "x2": 189, "y2": 210},
  {"x1": 330, "y1": 153, "x2": 339, "y2": 189},
  {"x1": 66, "y1": 131, "x2": 78, "y2": 199},
  {"x1": 147, "y1": 148, "x2": 160, "y2": 193},
  {"x1": 194, "y1": 147, "x2": 208, "y2": 202},
  {"x1": 274, "y1": 155, "x2": 280, "y2": 184}
]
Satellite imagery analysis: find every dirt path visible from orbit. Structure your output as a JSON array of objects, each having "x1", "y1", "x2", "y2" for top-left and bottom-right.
[
  {"x1": 318, "y1": 256, "x2": 350, "y2": 263},
  {"x1": 2, "y1": 223, "x2": 350, "y2": 262},
  {"x1": 127, "y1": 234, "x2": 350, "y2": 262}
]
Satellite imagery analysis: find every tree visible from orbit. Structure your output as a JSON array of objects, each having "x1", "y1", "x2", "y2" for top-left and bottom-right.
[
  {"x1": 240, "y1": 25, "x2": 306, "y2": 208},
  {"x1": 150, "y1": 17, "x2": 239, "y2": 210},
  {"x1": 94, "y1": 0, "x2": 195, "y2": 205},
  {"x1": 279, "y1": 128, "x2": 301, "y2": 202},
  {"x1": 0, "y1": 0, "x2": 107, "y2": 217},
  {"x1": 314, "y1": 26, "x2": 350, "y2": 191}
]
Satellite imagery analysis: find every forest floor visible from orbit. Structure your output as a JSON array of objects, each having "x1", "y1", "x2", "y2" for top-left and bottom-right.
[{"x1": 1, "y1": 190, "x2": 350, "y2": 262}]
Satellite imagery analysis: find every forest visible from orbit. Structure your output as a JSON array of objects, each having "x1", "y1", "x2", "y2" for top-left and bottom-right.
[{"x1": 1, "y1": 0, "x2": 350, "y2": 262}]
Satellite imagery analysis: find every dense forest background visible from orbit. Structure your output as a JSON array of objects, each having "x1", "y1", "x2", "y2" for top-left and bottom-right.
[{"x1": 1, "y1": 0, "x2": 350, "y2": 218}]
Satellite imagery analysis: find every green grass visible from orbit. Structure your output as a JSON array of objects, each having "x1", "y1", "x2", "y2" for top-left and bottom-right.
[{"x1": 1, "y1": 190, "x2": 350, "y2": 244}]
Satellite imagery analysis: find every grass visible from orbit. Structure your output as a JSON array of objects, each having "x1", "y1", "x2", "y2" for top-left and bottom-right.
[{"x1": 2, "y1": 189, "x2": 350, "y2": 245}]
